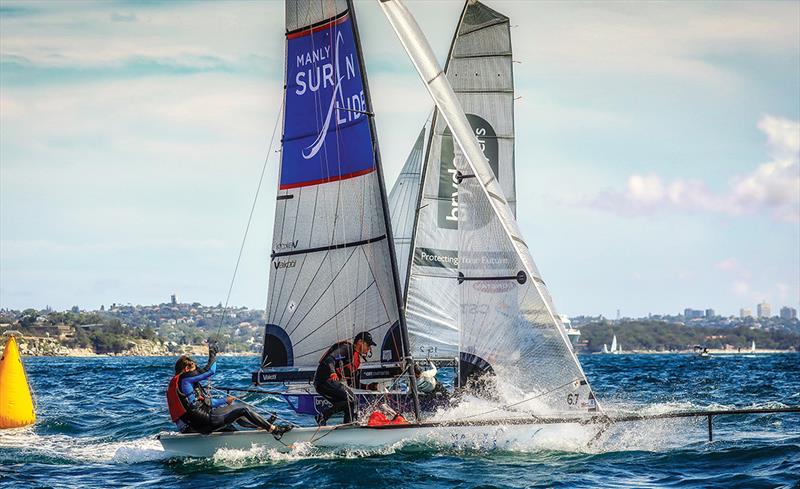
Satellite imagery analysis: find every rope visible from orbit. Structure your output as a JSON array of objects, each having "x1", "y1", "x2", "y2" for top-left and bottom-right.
[
  {"x1": 212, "y1": 99, "x2": 286, "y2": 347},
  {"x1": 210, "y1": 386, "x2": 299, "y2": 428},
  {"x1": 455, "y1": 377, "x2": 586, "y2": 421}
]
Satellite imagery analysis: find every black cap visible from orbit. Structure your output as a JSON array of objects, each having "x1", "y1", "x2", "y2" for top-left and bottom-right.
[{"x1": 354, "y1": 331, "x2": 376, "y2": 347}]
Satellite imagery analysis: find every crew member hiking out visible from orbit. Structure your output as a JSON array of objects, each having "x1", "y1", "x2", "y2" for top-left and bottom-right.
[
  {"x1": 166, "y1": 344, "x2": 291, "y2": 437},
  {"x1": 313, "y1": 331, "x2": 379, "y2": 426}
]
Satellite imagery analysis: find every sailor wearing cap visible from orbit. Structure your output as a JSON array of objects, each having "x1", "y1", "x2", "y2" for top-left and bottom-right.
[{"x1": 313, "y1": 331, "x2": 379, "y2": 426}]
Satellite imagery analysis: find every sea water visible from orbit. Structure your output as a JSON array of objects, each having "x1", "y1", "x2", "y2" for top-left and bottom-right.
[{"x1": 1, "y1": 354, "x2": 798, "y2": 488}]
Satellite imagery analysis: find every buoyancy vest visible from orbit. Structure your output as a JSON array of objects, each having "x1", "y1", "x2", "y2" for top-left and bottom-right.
[
  {"x1": 166, "y1": 374, "x2": 190, "y2": 422},
  {"x1": 319, "y1": 340, "x2": 358, "y2": 380}
]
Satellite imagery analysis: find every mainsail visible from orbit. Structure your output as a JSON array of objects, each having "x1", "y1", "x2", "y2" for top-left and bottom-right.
[
  {"x1": 256, "y1": 0, "x2": 409, "y2": 384},
  {"x1": 402, "y1": 0, "x2": 517, "y2": 362},
  {"x1": 380, "y1": 0, "x2": 599, "y2": 414},
  {"x1": 388, "y1": 124, "x2": 428, "y2": 290}
]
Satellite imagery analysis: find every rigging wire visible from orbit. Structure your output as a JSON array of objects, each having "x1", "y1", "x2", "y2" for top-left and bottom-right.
[
  {"x1": 212, "y1": 99, "x2": 286, "y2": 348},
  {"x1": 454, "y1": 377, "x2": 589, "y2": 422}
]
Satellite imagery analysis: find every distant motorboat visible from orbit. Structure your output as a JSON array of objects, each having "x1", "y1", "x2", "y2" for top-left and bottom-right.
[
  {"x1": 559, "y1": 315, "x2": 581, "y2": 351},
  {"x1": 693, "y1": 345, "x2": 711, "y2": 358}
]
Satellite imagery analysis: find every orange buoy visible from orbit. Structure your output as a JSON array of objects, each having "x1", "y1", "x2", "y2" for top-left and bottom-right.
[{"x1": 0, "y1": 333, "x2": 36, "y2": 428}]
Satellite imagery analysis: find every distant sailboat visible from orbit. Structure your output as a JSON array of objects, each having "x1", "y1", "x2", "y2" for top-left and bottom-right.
[
  {"x1": 602, "y1": 344, "x2": 609, "y2": 354},
  {"x1": 750, "y1": 340, "x2": 756, "y2": 354}
]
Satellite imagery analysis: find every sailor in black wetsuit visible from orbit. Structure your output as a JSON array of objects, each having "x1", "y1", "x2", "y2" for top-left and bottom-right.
[
  {"x1": 313, "y1": 332, "x2": 378, "y2": 426},
  {"x1": 166, "y1": 345, "x2": 291, "y2": 437}
]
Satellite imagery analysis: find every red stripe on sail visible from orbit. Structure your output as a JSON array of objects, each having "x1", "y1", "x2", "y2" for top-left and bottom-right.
[
  {"x1": 279, "y1": 167, "x2": 374, "y2": 190},
  {"x1": 286, "y1": 13, "x2": 350, "y2": 40}
]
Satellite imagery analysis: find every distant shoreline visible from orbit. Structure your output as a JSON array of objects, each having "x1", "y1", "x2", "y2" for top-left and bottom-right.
[{"x1": 589, "y1": 349, "x2": 795, "y2": 355}]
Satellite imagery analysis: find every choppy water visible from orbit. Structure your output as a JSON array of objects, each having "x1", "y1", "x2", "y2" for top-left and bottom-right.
[{"x1": 1, "y1": 354, "x2": 798, "y2": 488}]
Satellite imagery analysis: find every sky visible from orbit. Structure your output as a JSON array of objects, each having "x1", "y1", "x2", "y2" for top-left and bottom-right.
[{"x1": 1, "y1": 0, "x2": 798, "y2": 318}]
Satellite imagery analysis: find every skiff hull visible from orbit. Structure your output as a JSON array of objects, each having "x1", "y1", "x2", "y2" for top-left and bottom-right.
[{"x1": 158, "y1": 420, "x2": 592, "y2": 457}]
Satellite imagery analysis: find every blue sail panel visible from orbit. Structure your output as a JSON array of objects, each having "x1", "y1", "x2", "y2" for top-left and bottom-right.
[{"x1": 281, "y1": 13, "x2": 376, "y2": 190}]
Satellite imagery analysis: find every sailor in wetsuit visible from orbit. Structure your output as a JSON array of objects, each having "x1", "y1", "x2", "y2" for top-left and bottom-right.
[
  {"x1": 166, "y1": 344, "x2": 291, "y2": 437},
  {"x1": 313, "y1": 332, "x2": 379, "y2": 426}
]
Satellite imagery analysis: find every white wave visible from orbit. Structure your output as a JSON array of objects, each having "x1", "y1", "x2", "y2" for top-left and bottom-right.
[
  {"x1": 210, "y1": 440, "x2": 404, "y2": 467},
  {"x1": 0, "y1": 428, "x2": 168, "y2": 464}
]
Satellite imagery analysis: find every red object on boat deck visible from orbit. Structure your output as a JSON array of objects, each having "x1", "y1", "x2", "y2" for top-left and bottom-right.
[{"x1": 367, "y1": 411, "x2": 409, "y2": 426}]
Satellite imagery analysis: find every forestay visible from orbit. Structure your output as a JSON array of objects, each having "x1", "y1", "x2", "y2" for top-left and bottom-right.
[
  {"x1": 256, "y1": 0, "x2": 406, "y2": 384},
  {"x1": 380, "y1": 0, "x2": 599, "y2": 415},
  {"x1": 403, "y1": 0, "x2": 517, "y2": 363}
]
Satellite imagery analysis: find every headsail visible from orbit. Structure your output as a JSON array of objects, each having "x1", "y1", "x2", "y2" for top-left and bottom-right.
[
  {"x1": 256, "y1": 0, "x2": 408, "y2": 384},
  {"x1": 403, "y1": 0, "x2": 517, "y2": 361},
  {"x1": 388, "y1": 124, "x2": 428, "y2": 290},
  {"x1": 380, "y1": 0, "x2": 599, "y2": 414}
]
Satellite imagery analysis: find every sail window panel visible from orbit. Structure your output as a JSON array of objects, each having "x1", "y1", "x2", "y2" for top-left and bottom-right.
[
  {"x1": 405, "y1": 271, "x2": 460, "y2": 360},
  {"x1": 458, "y1": 176, "x2": 593, "y2": 414},
  {"x1": 452, "y1": 23, "x2": 511, "y2": 59},
  {"x1": 448, "y1": 57, "x2": 513, "y2": 93},
  {"x1": 285, "y1": 0, "x2": 348, "y2": 33}
]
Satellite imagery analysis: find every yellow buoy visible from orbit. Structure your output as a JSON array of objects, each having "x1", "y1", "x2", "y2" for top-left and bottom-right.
[{"x1": 0, "y1": 333, "x2": 36, "y2": 428}]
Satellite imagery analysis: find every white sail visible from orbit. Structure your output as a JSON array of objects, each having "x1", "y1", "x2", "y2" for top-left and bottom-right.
[
  {"x1": 610, "y1": 335, "x2": 618, "y2": 353},
  {"x1": 257, "y1": 0, "x2": 407, "y2": 383},
  {"x1": 751, "y1": 340, "x2": 756, "y2": 353},
  {"x1": 388, "y1": 124, "x2": 428, "y2": 290},
  {"x1": 403, "y1": 0, "x2": 517, "y2": 361},
  {"x1": 380, "y1": 0, "x2": 599, "y2": 414}
]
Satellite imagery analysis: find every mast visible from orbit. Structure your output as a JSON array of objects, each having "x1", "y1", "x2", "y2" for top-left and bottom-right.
[{"x1": 347, "y1": 0, "x2": 421, "y2": 422}]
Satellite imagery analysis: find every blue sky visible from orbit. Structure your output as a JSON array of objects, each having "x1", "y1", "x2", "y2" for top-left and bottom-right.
[{"x1": 1, "y1": 0, "x2": 798, "y2": 318}]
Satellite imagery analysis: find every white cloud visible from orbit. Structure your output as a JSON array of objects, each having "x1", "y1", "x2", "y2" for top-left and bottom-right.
[{"x1": 591, "y1": 115, "x2": 800, "y2": 222}]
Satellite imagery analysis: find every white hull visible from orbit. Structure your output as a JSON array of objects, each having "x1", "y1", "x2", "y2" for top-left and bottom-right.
[{"x1": 158, "y1": 420, "x2": 592, "y2": 457}]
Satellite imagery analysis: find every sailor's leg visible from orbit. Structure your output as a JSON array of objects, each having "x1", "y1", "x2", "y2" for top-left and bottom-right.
[{"x1": 315, "y1": 380, "x2": 354, "y2": 423}]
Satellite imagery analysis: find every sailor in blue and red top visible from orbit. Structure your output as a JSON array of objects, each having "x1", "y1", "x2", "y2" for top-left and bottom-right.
[
  {"x1": 166, "y1": 344, "x2": 291, "y2": 437},
  {"x1": 312, "y1": 331, "x2": 379, "y2": 426}
]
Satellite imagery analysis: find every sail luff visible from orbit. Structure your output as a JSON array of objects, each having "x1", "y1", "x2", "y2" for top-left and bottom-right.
[
  {"x1": 345, "y1": 0, "x2": 421, "y2": 421},
  {"x1": 379, "y1": 0, "x2": 599, "y2": 412}
]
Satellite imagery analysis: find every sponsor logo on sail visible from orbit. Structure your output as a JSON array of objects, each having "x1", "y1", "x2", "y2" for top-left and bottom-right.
[
  {"x1": 280, "y1": 15, "x2": 375, "y2": 190},
  {"x1": 275, "y1": 240, "x2": 299, "y2": 250},
  {"x1": 414, "y1": 247, "x2": 459, "y2": 269},
  {"x1": 274, "y1": 259, "x2": 296, "y2": 270},
  {"x1": 293, "y1": 30, "x2": 366, "y2": 160},
  {"x1": 437, "y1": 114, "x2": 499, "y2": 230}
]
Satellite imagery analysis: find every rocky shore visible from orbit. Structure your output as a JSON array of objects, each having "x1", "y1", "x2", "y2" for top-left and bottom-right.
[{"x1": 15, "y1": 336, "x2": 257, "y2": 357}]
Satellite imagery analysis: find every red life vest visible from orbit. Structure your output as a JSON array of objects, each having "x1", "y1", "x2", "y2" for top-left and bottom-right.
[
  {"x1": 367, "y1": 411, "x2": 408, "y2": 427},
  {"x1": 166, "y1": 374, "x2": 190, "y2": 422}
]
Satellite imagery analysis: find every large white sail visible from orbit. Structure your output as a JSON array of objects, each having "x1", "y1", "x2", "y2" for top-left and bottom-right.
[
  {"x1": 256, "y1": 0, "x2": 407, "y2": 383},
  {"x1": 388, "y1": 124, "x2": 428, "y2": 290},
  {"x1": 403, "y1": 0, "x2": 517, "y2": 361},
  {"x1": 380, "y1": 0, "x2": 599, "y2": 414}
]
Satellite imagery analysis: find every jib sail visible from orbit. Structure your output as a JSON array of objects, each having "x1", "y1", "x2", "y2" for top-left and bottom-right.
[{"x1": 402, "y1": 0, "x2": 517, "y2": 363}]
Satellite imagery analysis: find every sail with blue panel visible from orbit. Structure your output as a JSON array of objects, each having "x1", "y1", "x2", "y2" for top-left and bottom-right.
[{"x1": 255, "y1": 0, "x2": 409, "y2": 387}]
